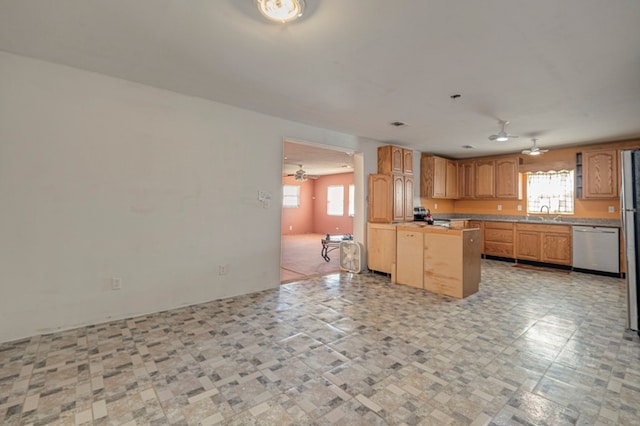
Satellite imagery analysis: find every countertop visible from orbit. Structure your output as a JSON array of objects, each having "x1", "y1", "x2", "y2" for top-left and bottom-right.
[{"x1": 430, "y1": 214, "x2": 620, "y2": 228}]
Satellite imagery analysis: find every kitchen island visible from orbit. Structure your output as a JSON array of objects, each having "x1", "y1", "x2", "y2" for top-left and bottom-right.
[{"x1": 371, "y1": 222, "x2": 481, "y2": 298}]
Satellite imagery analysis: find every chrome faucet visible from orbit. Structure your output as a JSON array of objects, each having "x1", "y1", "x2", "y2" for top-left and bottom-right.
[{"x1": 540, "y1": 205, "x2": 550, "y2": 214}]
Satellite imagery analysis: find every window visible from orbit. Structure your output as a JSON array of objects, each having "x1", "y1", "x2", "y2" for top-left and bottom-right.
[
  {"x1": 282, "y1": 185, "x2": 300, "y2": 208},
  {"x1": 327, "y1": 185, "x2": 344, "y2": 216},
  {"x1": 348, "y1": 184, "x2": 355, "y2": 217},
  {"x1": 526, "y1": 170, "x2": 574, "y2": 214}
]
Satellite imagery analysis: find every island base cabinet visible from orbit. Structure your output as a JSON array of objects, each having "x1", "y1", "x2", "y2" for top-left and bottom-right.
[
  {"x1": 396, "y1": 230, "x2": 424, "y2": 288},
  {"x1": 424, "y1": 229, "x2": 481, "y2": 298}
]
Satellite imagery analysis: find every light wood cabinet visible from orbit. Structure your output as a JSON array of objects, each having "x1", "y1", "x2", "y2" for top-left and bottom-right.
[
  {"x1": 368, "y1": 174, "x2": 392, "y2": 223},
  {"x1": 421, "y1": 154, "x2": 458, "y2": 199},
  {"x1": 467, "y1": 220, "x2": 484, "y2": 254},
  {"x1": 495, "y1": 157, "x2": 522, "y2": 198},
  {"x1": 367, "y1": 223, "x2": 397, "y2": 274},
  {"x1": 396, "y1": 229, "x2": 424, "y2": 288},
  {"x1": 458, "y1": 160, "x2": 475, "y2": 199},
  {"x1": 583, "y1": 149, "x2": 618, "y2": 198},
  {"x1": 484, "y1": 221, "x2": 515, "y2": 258},
  {"x1": 515, "y1": 223, "x2": 572, "y2": 265},
  {"x1": 475, "y1": 159, "x2": 495, "y2": 198},
  {"x1": 474, "y1": 156, "x2": 522, "y2": 199},
  {"x1": 368, "y1": 173, "x2": 413, "y2": 223},
  {"x1": 392, "y1": 174, "x2": 405, "y2": 222},
  {"x1": 424, "y1": 228, "x2": 481, "y2": 298},
  {"x1": 378, "y1": 145, "x2": 413, "y2": 175}
]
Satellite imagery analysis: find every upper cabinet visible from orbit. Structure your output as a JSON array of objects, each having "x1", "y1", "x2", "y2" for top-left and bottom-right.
[
  {"x1": 371, "y1": 145, "x2": 414, "y2": 223},
  {"x1": 378, "y1": 145, "x2": 413, "y2": 175},
  {"x1": 458, "y1": 160, "x2": 475, "y2": 199},
  {"x1": 421, "y1": 154, "x2": 458, "y2": 199},
  {"x1": 474, "y1": 159, "x2": 495, "y2": 198},
  {"x1": 473, "y1": 156, "x2": 522, "y2": 199},
  {"x1": 582, "y1": 149, "x2": 618, "y2": 198},
  {"x1": 495, "y1": 157, "x2": 522, "y2": 198}
]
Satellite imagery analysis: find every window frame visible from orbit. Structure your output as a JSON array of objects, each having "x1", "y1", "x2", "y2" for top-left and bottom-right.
[
  {"x1": 282, "y1": 184, "x2": 300, "y2": 208},
  {"x1": 525, "y1": 170, "x2": 575, "y2": 215},
  {"x1": 327, "y1": 185, "x2": 345, "y2": 216}
]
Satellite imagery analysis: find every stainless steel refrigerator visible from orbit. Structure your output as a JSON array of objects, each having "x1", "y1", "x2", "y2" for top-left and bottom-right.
[{"x1": 621, "y1": 150, "x2": 640, "y2": 333}]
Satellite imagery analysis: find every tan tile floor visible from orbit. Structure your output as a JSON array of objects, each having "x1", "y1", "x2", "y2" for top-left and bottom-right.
[{"x1": 1, "y1": 260, "x2": 639, "y2": 425}]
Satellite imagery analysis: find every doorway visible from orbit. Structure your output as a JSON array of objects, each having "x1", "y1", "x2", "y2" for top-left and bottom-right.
[{"x1": 280, "y1": 140, "x2": 360, "y2": 283}]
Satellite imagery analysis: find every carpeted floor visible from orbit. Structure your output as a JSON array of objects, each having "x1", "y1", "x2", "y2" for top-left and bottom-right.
[{"x1": 281, "y1": 233, "x2": 340, "y2": 283}]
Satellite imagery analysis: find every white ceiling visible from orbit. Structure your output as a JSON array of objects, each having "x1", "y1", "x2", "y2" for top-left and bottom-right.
[{"x1": 1, "y1": 0, "x2": 640, "y2": 160}]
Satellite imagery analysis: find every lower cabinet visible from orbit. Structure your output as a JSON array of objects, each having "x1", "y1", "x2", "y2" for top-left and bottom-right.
[
  {"x1": 367, "y1": 223, "x2": 397, "y2": 274},
  {"x1": 484, "y1": 222, "x2": 515, "y2": 258},
  {"x1": 396, "y1": 229, "x2": 423, "y2": 288},
  {"x1": 515, "y1": 223, "x2": 572, "y2": 265},
  {"x1": 424, "y1": 228, "x2": 481, "y2": 298}
]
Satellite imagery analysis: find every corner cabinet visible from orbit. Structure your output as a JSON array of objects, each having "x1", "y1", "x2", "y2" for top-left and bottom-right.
[{"x1": 582, "y1": 149, "x2": 618, "y2": 198}]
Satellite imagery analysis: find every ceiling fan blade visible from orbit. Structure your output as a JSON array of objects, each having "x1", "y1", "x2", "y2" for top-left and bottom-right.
[
  {"x1": 507, "y1": 135, "x2": 519, "y2": 139},
  {"x1": 521, "y1": 149, "x2": 532, "y2": 154}
]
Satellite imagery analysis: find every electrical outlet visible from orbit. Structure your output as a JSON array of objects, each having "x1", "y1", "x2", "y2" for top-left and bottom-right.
[
  {"x1": 111, "y1": 277, "x2": 122, "y2": 291},
  {"x1": 218, "y1": 264, "x2": 229, "y2": 275},
  {"x1": 608, "y1": 205, "x2": 615, "y2": 213},
  {"x1": 517, "y1": 205, "x2": 522, "y2": 211},
  {"x1": 434, "y1": 203, "x2": 438, "y2": 210},
  {"x1": 289, "y1": 225, "x2": 293, "y2": 231},
  {"x1": 497, "y1": 204, "x2": 503, "y2": 211}
]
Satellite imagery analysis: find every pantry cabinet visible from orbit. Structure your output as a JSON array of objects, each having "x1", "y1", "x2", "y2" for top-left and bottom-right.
[{"x1": 583, "y1": 149, "x2": 618, "y2": 198}]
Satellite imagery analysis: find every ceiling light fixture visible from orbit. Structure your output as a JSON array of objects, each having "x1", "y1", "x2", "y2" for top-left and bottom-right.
[{"x1": 257, "y1": 0, "x2": 305, "y2": 23}]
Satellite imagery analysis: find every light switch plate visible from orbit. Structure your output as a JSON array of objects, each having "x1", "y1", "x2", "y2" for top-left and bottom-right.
[{"x1": 608, "y1": 205, "x2": 615, "y2": 213}]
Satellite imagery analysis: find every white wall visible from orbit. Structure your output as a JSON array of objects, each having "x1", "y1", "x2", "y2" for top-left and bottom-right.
[{"x1": 0, "y1": 52, "x2": 382, "y2": 342}]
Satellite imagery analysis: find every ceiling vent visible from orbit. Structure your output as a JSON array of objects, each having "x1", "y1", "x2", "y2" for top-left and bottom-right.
[{"x1": 390, "y1": 121, "x2": 408, "y2": 127}]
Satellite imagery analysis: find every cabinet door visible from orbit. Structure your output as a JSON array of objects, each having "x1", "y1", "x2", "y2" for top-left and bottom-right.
[
  {"x1": 368, "y1": 174, "x2": 392, "y2": 223},
  {"x1": 367, "y1": 224, "x2": 396, "y2": 274},
  {"x1": 495, "y1": 157, "x2": 521, "y2": 198},
  {"x1": 392, "y1": 174, "x2": 405, "y2": 222},
  {"x1": 403, "y1": 149, "x2": 414, "y2": 175},
  {"x1": 396, "y1": 230, "x2": 423, "y2": 288},
  {"x1": 403, "y1": 176, "x2": 414, "y2": 221},
  {"x1": 475, "y1": 160, "x2": 495, "y2": 198},
  {"x1": 516, "y1": 231, "x2": 541, "y2": 261},
  {"x1": 433, "y1": 157, "x2": 447, "y2": 198},
  {"x1": 377, "y1": 145, "x2": 404, "y2": 174},
  {"x1": 467, "y1": 220, "x2": 483, "y2": 254},
  {"x1": 459, "y1": 161, "x2": 475, "y2": 199},
  {"x1": 542, "y1": 233, "x2": 572, "y2": 265},
  {"x1": 445, "y1": 160, "x2": 459, "y2": 198},
  {"x1": 583, "y1": 150, "x2": 618, "y2": 198}
]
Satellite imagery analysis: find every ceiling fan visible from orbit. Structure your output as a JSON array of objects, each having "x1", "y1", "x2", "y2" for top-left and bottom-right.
[
  {"x1": 488, "y1": 120, "x2": 519, "y2": 142},
  {"x1": 521, "y1": 138, "x2": 549, "y2": 156},
  {"x1": 288, "y1": 165, "x2": 318, "y2": 182}
]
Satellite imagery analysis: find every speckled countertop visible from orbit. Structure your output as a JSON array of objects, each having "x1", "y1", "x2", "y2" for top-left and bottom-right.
[{"x1": 432, "y1": 214, "x2": 620, "y2": 228}]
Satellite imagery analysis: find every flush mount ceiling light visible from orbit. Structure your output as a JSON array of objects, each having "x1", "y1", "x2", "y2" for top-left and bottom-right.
[{"x1": 257, "y1": 0, "x2": 305, "y2": 23}]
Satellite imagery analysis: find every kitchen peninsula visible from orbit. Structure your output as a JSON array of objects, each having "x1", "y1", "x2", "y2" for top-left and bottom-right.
[{"x1": 368, "y1": 222, "x2": 481, "y2": 299}]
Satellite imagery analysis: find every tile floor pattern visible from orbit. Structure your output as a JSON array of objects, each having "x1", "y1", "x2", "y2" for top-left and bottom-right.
[{"x1": 1, "y1": 260, "x2": 640, "y2": 425}]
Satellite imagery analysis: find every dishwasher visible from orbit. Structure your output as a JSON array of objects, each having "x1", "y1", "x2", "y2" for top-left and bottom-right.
[{"x1": 572, "y1": 226, "x2": 619, "y2": 273}]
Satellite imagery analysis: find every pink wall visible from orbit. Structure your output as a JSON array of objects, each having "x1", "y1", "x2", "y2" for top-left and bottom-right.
[
  {"x1": 281, "y1": 176, "x2": 314, "y2": 235},
  {"x1": 281, "y1": 173, "x2": 354, "y2": 236},
  {"x1": 312, "y1": 173, "x2": 354, "y2": 235}
]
